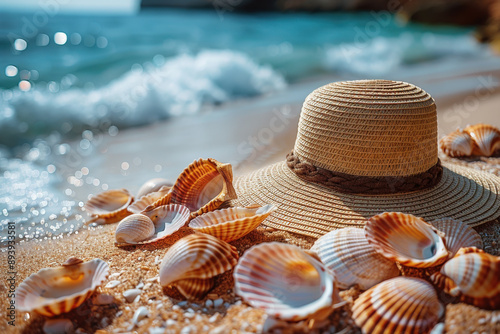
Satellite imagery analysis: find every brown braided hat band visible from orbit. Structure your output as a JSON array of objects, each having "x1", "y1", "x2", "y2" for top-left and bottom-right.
[{"x1": 286, "y1": 151, "x2": 443, "y2": 194}]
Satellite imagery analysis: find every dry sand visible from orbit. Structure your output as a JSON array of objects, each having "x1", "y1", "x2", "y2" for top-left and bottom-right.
[{"x1": 2, "y1": 76, "x2": 500, "y2": 334}]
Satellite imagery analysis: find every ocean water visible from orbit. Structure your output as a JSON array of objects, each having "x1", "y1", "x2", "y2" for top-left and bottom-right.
[{"x1": 0, "y1": 8, "x2": 495, "y2": 243}]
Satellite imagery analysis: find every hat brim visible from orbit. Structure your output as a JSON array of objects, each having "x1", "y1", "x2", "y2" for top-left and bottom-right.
[{"x1": 234, "y1": 161, "x2": 500, "y2": 238}]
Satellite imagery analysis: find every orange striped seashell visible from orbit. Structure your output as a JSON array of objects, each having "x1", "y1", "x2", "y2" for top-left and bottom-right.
[
  {"x1": 365, "y1": 212, "x2": 449, "y2": 268},
  {"x1": 128, "y1": 186, "x2": 171, "y2": 214},
  {"x1": 234, "y1": 242, "x2": 343, "y2": 322},
  {"x1": 430, "y1": 218, "x2": 483, "y2": 257},
  {"x1": 16, "y1": 258, "x2": 109, "y2": 316},
  {"x1": 150, "y1": 158, "x2": 237, "y2": 218},
  {"x1": 439, "y1": 129, "x2": 474, "y2": 157},
  {"x1": 430, "y1": 249, "x2": 500, "y2": 310},
  {"x1": 84, "y1": 189, "x2": 133, "y2": 224},
  {"x1": 159, "y1": 234, "x2": 238, "y2": 300},
  {"x1": 311, "y1": 227, "x2": 400, "y2": 290},
  {"x1": 352, "y1": 277, "x2": 444, "y2": 334},
  {"x1": 137, "y1": 178, "x2": 173, "y2": 198},
  {"x1": 188, "y1": 204, "x2": 276, "y2": 242},
  {"x1": 465, "y1": 123, "x2": 500, "y2": 157}
]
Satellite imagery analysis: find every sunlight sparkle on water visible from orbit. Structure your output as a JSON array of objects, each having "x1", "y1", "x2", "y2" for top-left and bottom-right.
[
  {"x1": 54, "y1": 32, "x2": 68, "y2": 45},
  {"x1": 14, "y1": 39, "x2": 27, "y2": 51},
  {"x1": 19, "y1": 80, "x2": 31, "y2": 91}
]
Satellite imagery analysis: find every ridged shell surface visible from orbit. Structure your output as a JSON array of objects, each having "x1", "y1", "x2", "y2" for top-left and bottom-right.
[
  {"x1": 312, "y1": 227, "x2": 399, "y2": 290},
  {"x1": 234, "y1": 242, "x2": 342, "y2": 321},
  {"x1": 465, "y1": 123, "x2": 500, "y2": 157},
  {"x1": 150, "y1": 158, "x2": 237, "y2": 218},
  {"x1": 439, "y1": 129, "x2": 474, "y2": 157},
  {"x1": 128, "y1": 186, "x2": 171, "y2": 214},
  {"x1": 84, "y1": 189, "x2": 133, "y2": 223},
  {"x1": 137, "y1": 178, "x2": 173, "y2": 198},
  {"x1": 188, "y1": 204, "x2": 276, "y2": 242},
  {"x1": 430, "y1": 218, "x2": 483, "y2": 257},
  {"x1": 430, "y1": 251, "x2": 500, "y2": 310},
  {"x1": 115, "y1": 214, "x2": 155, "y2": 245},
  {"x1": 16, "y1": 258, "x2": 109, "y2": 316},
  {"x1": 365, "y1": 212, "x2": 449, "y2": 268},
  {"x1": 159, "y1": 234, "x2": 238, "y2": 299},
  {"x1": 352, "y1": 277, "x2": 444, "y2": 334}
]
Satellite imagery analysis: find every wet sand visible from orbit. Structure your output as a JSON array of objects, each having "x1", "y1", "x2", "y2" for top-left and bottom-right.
[{"x1": 2, "y1": 73, "x2": 500, "y2": 334}]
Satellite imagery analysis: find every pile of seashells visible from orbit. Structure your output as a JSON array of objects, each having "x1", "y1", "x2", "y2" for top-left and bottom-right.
[
  {"x1": 15, "y1": 157, "x2": 500, "y2": 333},
  {"x1": 440, "y1": 123, "x2": 500, "y2": 157}
]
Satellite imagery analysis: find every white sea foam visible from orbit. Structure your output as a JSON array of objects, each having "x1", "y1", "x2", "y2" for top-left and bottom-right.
[{"x1": 0, "y1": 50, "x2": 286, "y2": 146}]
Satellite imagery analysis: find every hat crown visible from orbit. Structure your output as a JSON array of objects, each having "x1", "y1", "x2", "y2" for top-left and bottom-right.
[{"x1": 293, "y1": 80, "x2": 438, "y2": 177}]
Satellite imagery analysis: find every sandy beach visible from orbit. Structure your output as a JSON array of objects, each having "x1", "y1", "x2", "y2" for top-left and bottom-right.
[{"x1": 2, "y1": 70, "x2": 500, "y2": 334}]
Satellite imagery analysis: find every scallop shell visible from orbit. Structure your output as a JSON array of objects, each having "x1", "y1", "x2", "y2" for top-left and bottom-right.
[
  {"x1": 352, "y1": 277, "x2": 444, "y2": 334},
  {"x1": 115, "y1": 204, "x2": 190, "y2": 246},
  {"x1": 439, "y1": 129, "x2": 474, "y2": 157},
  {"x1": 128, "y1": 186, "x2": 171, "y2": 214},
  {"x1": 365, "y1": 212, "x2": 449, "y2": 268},
  {"x1": 149, "y1": 158, "x2": 237, "y2": 218},
  {"x1": 137, "y1": 178, "x2": 173, "y2": 198},
  {"x1": 311, "y1": 227, "x2": 400, "y2": 290},
  {"x1": 188, "y1": 204, "x2": 276, "y2": 242},
  {"x1": 84, "y1": 189, "x2": 133, "y2": 224},
  {"x1": 430, "y1": 218, "x2": 483, "y2": 257},
  {"x1": 159, "y1": 234, "x2": 238, "y2": 299},
  {"x1": 16, "y1": 258, "x2": 109, "y2": 316},
  {"x1": 430, "y1": 250, "x2": 500, "y2": 310},
  {"x1": 115, "y1": 214, "x2": 155, "y2": 245},
  {"x1": 234, "y1": 242, "x2": 343, "y2": 322},
  {"x1": 465, "y1": 123, "x2": 500, "y2": 157}
]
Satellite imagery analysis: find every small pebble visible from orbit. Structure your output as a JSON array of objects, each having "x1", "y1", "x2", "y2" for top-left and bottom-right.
[
  {"x1": 149, "y1": 327, "x2": 165, "y2": 334},
  {"x1": 93, "y1": 294, "x2": 114, "y2": 305},
  {"x1": 181, "y1": 326, "x2": 194, "y2": 334},
  {"x1": 100, "y1": 317, "x2": 109, "y2": 328},
  {"x1": 138, "y1": 257, "x2": 143, "y2": 261},
  {"x1": 123, "y1": 289, "x2": 142, "y2": 303},
  {"x1": 75, "y1": 328, "x2": 86, "y2": 334},
  {"x1": 205, "y1": 300, "x2": 213, "y2": 308},
  {"x1": 136, "y1": 282, "x2": 144, "y2": 289},
  {"x1": 184, "y1": 312, "x2": 195, "y2": 319},
  {"x1": 154, "y1": 255, "x2": 160, "y2": 265},
  {"x1": 109, "y1": 273, "x2": 121, "y2": 279},
  {"x1": 156, "y1": 303, "x2": 164, "y2": 309},
  {"x1": 172, "y1": 305, "x2": 180, "y2": 311},
  {"x1": 166, "y1": 319, "x2": 177, "y2": 327},
  {"x1": 132, "y1": 306, "x2": 149, "y2": 325},
  {"x1": 43, "y1": 319, "x2": 74, "y2": 334},
  {"x1": 143, "y1": 283, "x2": 152, "y2": 290},
  {"x1": 186, "y1": 308, "x2": 195, "y2": 313},
  {"x1": 223, "y1": 302, "x2": 230, "y2": 309},
  {"x1": 209, "y1": 313, "x2": 219, "y2": 323},
  {"x1": 178, "y1": 301, "x2": 188, "y2": 307},
  {"x1": 147, "y1": 276, "x2": 159, "y2": 282},
  {"x1": 213, "y1": 299, "x2": 224, "y2": 308},
  {"x1": 105, "y1": 280, "x2": 121, "y2": 288}
]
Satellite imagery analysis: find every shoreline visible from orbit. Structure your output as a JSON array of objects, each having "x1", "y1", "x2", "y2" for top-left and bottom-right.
[{"x1": 2, "y1": 70, "x2": 500, "y2": 333}]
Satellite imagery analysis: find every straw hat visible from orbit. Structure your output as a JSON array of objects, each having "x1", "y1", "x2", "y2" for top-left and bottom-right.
[{"x1": 234, "y1": 80, "x2": 500, "y2": 238}]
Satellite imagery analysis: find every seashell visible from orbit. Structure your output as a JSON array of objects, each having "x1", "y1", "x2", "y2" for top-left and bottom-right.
[
  {"x1": 365, "y1": 212, "x2": 449, "y2": 268},
  {"x1": 159, "y1": 234, "x2": 238, "y2": 300},
  {"x1": 439, "y1": 129, "x2": 474, "y2": 157},
  {"x1": 123, "y1": 289, "x2": 142, "y2": 303},
  {"x1": 311, "y1": 227, "x2": 400, "y2": 290},
  {"x1": 115, "y1": 214, "x2": 155, "y2": 245},
  {"x1": 115, "y1": 205, "x2": 191, "y2": 246},
  {"x1": 188, "y1": 204, "x2": 276, "y2": 242},
  {"x1": 430, "y1": 218, "x2": 483, "y2": 257},
  {"x1": 430, "y1": 250, "x2": 500, "y2": 310},
  {"x1": 234, "y1": 242, "x2": 343, "y2": 322},
  {"x1": 128, "y1": 186, "x2": 172, "y2": 214},
  {"x1": 464, "y1": 123, "x2": 500, "y2": 157},
  {"x1": 352, "y1": 277, "x2": 444, "y2": 334},
  {"x1": 137, "y1": 178, "x2": 173, "y2": 198},
  {"x1": 84, "y1": 189, "x2": 133, "y2": 224},
  {"x1": 16, "y1": 258, "x2": 109, "y2": 316},
  {"x1": 150, "y1": 158, "x2": 237, "y2": 218}
]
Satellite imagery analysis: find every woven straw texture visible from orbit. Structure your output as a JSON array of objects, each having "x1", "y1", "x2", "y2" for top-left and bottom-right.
[
  {"x1": 233, "y1": 80, "x2": 500, "y2": 238},
  {"x1": 294, "y1": 80, "x2": 437, "y2": 177}
]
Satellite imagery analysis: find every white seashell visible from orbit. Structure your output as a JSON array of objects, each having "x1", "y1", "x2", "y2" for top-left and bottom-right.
[
  {"x1": 123, "y1": 289, "x2": 142, "y2": 303},
  {"x1": 312, "y1": 227, "x2": 399, "y2": 290},
  {"x1": 465, "y1": 123, "x2": 500, "y2": 157},
  {"x1": 115, "y1": 214, "x2": 155, "y2": 245},
  {"x1": 149, "y1": 158, "x2": 237, "y2": 218},
  {"x1": 430, "y1": 249, "x2": 500, "y2": 310},
  {"x1": 137, "y1": 178, "x2": 173, "y2": 198},
  {"x1": 159, "y1": 234, "x2": 238, "y2": 300},
  {"x1": 188, "y1": 204, "x2": 276, "y2": 242},
  {"x1": 16, "y1": 258, "x2": 109, "y2": 317},
  {"x1": 365, "y1": 212, "x2": 449, "y2": 268},
  {"x1": 128, "y1": 186, "x2": 172, "y2": 214},
  {"x1": 115, "y1": 205, "x2": 191, "y2": 246},
  {"x1": 439, "y1": 129, "x2": 474, "y2": 157},
  {"x1": 43, "y1": 319, "x2": 74, "y2": 334},
  {"x1": 234, "y1": 242, "x2": 343, "y2": 322},
  {"x1": 352, "y1": 277, "x2": 444, "y2": 334},
  {"x1": 84, "y1": 189, "x2": 133, "y2": 224},
  {"x1": 105, "y1": 280, "x2": 121, "y2": 288},
  {"x1": 132, "y1": 306, "x2": 149, "y2": 325},
  {"x1": 430, "y1": 218, "x2": 483, "y2": 257}
]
